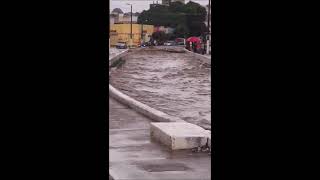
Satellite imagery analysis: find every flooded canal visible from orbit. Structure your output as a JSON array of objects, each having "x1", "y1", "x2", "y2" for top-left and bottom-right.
[{"x1": 110, "y1": 48, "x2": 211, "y2": 128}]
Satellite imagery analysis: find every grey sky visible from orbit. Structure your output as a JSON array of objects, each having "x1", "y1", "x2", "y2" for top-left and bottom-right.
[{"x1": 110, "y1": 0, "x2": 209, "y2": 13}]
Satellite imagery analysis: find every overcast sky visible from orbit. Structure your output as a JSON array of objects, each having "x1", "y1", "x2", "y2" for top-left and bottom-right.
[{"x1": 110, "y1": 0, "x2": 209, "y2": 13}]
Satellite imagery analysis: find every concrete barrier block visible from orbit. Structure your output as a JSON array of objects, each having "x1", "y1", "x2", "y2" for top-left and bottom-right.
[
  {"x1": 150, "y1": 122, "x2": 210, "y2": 150},
  {"x1": 200, "y1": 130, "x2": 211, "y2": 148}
]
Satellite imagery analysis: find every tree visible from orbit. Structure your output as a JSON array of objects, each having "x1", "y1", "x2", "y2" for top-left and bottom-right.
[
  {"x1": 168, "y1": 1, "x2": 184, "y2": 12},
  {"x1": 174, "y1": 24, "x2": 189, "y2": 38},
  {"x1": 183, "y1": 1, "x2": 207, "y2": 21},
  {"x1": 166, "y1": 33, "x2": 176, "y2": 40},
  {"x1": 138, "y1": 1, "x2": 208, "y2": 38},
  {"x1": 111, "y1": 8, "x2": 123, "y2": 14},
  {"x1": 187, "y1": 21, "x2": 207, "y2": 37},
  {"x1": 152, "y1": 31, "x2": 168, "y2": 44}
]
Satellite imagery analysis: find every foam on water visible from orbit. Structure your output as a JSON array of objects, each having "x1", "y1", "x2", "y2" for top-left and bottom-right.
[{"x1": 110, "y1": 49, "x2": 211, "y2": 127}]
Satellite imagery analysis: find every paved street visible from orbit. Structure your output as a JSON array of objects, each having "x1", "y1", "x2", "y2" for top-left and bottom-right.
[{"x1": 109, "y1": 97, "x2": 211, "y2": 180}]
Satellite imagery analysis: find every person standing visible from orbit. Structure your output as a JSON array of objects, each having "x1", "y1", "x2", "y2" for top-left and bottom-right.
[
  {"x1": 196, "y1": 42, "x2": 201, "y2": 54},
  {"x1": 202, "y1": 42, "x2": 205, "y2": 55}
]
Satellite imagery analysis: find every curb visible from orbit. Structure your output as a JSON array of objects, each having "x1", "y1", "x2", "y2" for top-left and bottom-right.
[
  {"x1": 109, "y1": 84, "x2": 185, "y2": 123},
  {"x1": 147, "y1": 46, "x2": 211, "y2": 65},
  {"x1": 183, "y1": 48, "x2": 211, "y2": 65},
  {"x1": 109, "y1": 49, "x2": 129, "y2": 67},
  {"x1": 109, "y1": 170, "x2": 116, "y2": 180}
]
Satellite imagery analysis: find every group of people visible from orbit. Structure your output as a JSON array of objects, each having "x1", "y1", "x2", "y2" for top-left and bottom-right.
[{"x1": 186, "y1": 41, "x2": 206, "y2": 55}]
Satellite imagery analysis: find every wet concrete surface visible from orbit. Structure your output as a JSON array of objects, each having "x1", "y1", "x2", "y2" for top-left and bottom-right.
[
  {"x1": 204, "y1": 54, "x2": 211, "y2": 59},
  {"x1": 109, "y1": 48, "x2": 127, "y2": 59},
  {"x1": 109, "y1": 97, "x2": 211, "y2": 180},
  {"x1": 110, "y1": 49, "x2": 211, "y2": 127}
]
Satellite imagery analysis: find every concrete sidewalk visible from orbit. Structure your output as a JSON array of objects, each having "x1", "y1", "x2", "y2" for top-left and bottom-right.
[
  {"x1": 204, "y1": 54, "x2": 211, "y2": 59},
  {"x1": 109, "y1": 97, "x2": 211, "y2": 180},
  {"x1": 109, "y1": 48, "x2": 127, "y2": 60}
]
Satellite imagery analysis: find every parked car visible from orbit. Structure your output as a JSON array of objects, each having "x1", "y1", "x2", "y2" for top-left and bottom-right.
[
  {"x1": 116, "y1": 42, "x2": 127, "y2": 49},
  {"x1": 164, "y1": 41, "x2": 175, "y2": 46},
  {"x1": 176, "y1": 41, "x2": 185, "y2": 45},
  {"x1": 140, "y1": 42, "x2": 151, "y2": 47},
  {"x1": 175, "y1": 38, "x2": 185, "y2": 45}
]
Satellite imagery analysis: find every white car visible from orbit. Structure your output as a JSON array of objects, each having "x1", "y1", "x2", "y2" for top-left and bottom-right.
[
  {"x1": 164, "y1": 41, "x2": 175, "y2": 46},
  {"x1": 116, "y1": 42, "x2": 127, "y2": 49}
]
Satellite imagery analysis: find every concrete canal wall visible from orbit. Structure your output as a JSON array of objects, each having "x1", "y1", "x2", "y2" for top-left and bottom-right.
[
  {"x1": 109, "y1": 48, "x2": 185, "y2": 123},
  {"x1": 183, "y1": 48, "x2": 211, "y2": 65},
  {"x1": 151, "y1": 46, "x2": 211, "y2": 65}
]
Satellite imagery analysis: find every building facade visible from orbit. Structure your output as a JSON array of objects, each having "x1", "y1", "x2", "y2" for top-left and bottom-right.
[
  {"x1": 110, "y1": 24, "x2": 154, "y2": 47},
  {"x1": 154, "y1": 26, "x2": 175, "y2": 34}
]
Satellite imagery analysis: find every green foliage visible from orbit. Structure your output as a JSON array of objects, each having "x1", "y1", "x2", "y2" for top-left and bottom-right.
[
  {"x1": 166, "y1": 33, "x2": 176, "y2": 40},
  {"x1": 138, "y1": 1, "x2": 208, "y2": 37},
  {"x1": 152, "y1": 31, "x2": 168, "y2": 44},
  {"x1": 168, "y1": 1, "x2": 185, "y2": 13},
  {"x1": 174, "y1": 24, "x2": 189, "y2": 38}
]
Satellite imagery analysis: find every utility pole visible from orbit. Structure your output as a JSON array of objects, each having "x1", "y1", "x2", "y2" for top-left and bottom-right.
[
  {"x1": 126, "y1": 3, "x2": 133, "y2": 48},
  {"x1": 130, "y1": 4, "x2": 132, "y2": 41},
  {"x1": 141, "y1": 21, "x2": 144, "y2": 45},
  {"x1": 109, "y1": 1, "x2": 110, "y2": 49},
  {"x1": 206, "y1": 0, "x2": 211, "y2": 55},
  {"x1": 141, "y1": 20, "x2": 148, "y2": 44}
]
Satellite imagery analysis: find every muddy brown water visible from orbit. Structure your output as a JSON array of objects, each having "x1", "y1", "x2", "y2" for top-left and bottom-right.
[{"x1": 110, "y1": 49, "x2": 211, "y2": 127}]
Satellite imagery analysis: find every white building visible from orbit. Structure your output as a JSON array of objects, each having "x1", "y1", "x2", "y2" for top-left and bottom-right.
[
  {"x1": 121, "y1": 12, "x2": 139, "y2": 24},
  {"x1": 162, "y1": 0, "x2": 185, "y2": 6},
  {"x1": 110, "y1": 8, "x2": 139, "y2": 25}
]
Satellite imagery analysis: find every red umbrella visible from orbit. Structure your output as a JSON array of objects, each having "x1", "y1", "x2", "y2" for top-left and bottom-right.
[{"x1": 186, "y1": 37, "x2": 201, "y2": 43}]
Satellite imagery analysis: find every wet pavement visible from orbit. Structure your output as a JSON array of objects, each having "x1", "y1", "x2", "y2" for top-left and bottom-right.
[
  {"x1": 109, "y1": 97, "x2": 211, "y2": 180},
  {"x1": 109, "y1": 48, "x2": 127, "y2": 59},
  {"x1": 110, "y1": 49, "x2": 211, "y2": 127},
  {"x1": 204, "y1": 54, "x2": 211, "y2": 59}
]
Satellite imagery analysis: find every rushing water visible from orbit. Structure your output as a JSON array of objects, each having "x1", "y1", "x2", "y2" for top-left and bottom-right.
[{"x1": 110, "y1": 49, "x2": 211, "y2": 127}]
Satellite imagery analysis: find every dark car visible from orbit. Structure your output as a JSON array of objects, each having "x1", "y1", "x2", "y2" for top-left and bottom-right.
[
  {"x1": 140, "y1": 42, "x2": 151, "y2": 47},
  {"x1": 116, "y1": 42, "x2": 127, "y2": 49}
]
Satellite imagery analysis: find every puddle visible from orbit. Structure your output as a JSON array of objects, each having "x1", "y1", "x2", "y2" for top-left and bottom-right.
[{"x1": 139, "y1": 163, "x2": 190, "y2": 172}]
